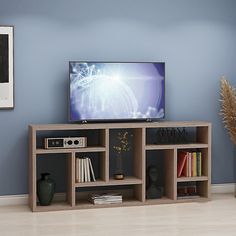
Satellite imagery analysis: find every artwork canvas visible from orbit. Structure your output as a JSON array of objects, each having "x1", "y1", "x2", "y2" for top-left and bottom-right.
[{"x1": 0, "y1": 26, "x2": 14, "y2": 109}]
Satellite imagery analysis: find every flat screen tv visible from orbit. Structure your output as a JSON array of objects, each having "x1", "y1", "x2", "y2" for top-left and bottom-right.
[{"x1": 69, "y1": 62, "x2": 165, "y2": 123}]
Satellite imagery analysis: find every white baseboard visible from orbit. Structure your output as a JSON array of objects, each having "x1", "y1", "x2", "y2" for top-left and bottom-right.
[
  {"x1": 0, "y1": 183, "x2": 235, "y2": 206},
  {"x1": 0, "y1": 194, "x2": 28, "y2": 206},
  {"x1": 211, "y1": 183, "x2": 235, "y2": 194},
  {"x1": 0, "y1": 192, "x2": 65, "y2": 206}
]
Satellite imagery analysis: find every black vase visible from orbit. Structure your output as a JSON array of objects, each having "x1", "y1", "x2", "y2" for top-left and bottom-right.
[{"x1": 37, "y1": 173, "x2": 55, "y2": 206}]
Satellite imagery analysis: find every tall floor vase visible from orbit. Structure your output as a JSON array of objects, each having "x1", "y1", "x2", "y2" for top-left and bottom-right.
[{"x1": 37, "y1": 173, "x2": 55, "y2": 206}]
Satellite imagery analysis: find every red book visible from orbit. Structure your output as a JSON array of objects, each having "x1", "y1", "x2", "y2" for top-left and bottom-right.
[
  {"x1": 183, "y1": 152, "x2": 189, "y2": 177},
  {"x1": 177, "y1": 151, "x2": 187, "y2": 177}
]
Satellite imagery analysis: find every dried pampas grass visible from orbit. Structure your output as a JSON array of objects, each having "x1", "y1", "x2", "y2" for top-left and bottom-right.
[{"x1": 220, "y1": 77, "x2": 236, "y2": 145}]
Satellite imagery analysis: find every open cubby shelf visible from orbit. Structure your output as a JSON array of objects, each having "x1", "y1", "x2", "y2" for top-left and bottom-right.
[
  {"x1": 36, "y1": 147, "x2": 106, "y2": 154},
  {"x1": 29, "y1": 121, "x2": 211, "y2": 212},
  {"x1": 177, "y1": 176, "x2": 208, "y2": 182},
  {"x1": 75, "y1": 176, "x2": 142, "y2": 188}
]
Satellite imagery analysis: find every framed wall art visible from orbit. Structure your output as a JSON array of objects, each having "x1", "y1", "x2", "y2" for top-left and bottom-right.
[{"x1": 0, "y1": 26, "x2": 14, "y2": 109}]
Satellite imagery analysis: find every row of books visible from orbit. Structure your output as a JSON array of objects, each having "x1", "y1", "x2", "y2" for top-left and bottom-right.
[
  {"x1": 88, "y1": 192, "x2": 122, "y2": 205},
  {"x1": 177, "y1": 182, "x2": 200, "y2": 199},
  {"x1": 177, "y1": 151, "x2": 202, "y2": 177},
  {"x1": 76, "y1": 157, "x2": 96, "y2": 183}
]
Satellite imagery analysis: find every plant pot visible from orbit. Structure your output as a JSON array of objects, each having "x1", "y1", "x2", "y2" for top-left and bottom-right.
[{"x1": 37, "y1": 173, "x2": 55, "y2": 206}]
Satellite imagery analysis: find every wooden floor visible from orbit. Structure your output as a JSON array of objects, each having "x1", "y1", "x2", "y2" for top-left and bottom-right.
[{"x1": 0, "y1": 193, "x2": 236, "y2": 236}]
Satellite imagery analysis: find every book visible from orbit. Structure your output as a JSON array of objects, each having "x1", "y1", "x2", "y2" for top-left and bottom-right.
[
  {"x1": 78, "y1": 158, "x2": 80, "y2": 182},
  {"x1": 177, "y1": 195, "x2": 200, "y2": 200},
  {"x1": 88, "y1": 192, "x2": 122, "y2": 205},
  {"x1": 192, "y1": 152, "x2": 197, "y2": 177},
  {"x1": 76, "y1": 157, "x2": 97, "y2": 183},
  {"x1": 188, "y1": 152, "x2": 192, "y2": 177},
  {"x1": 86, "y1": 158, "x2": 91, "y2": 182},
  {"x1": 88, "y1": 158, "x2": 96, "y2": 181},
  {"x1": 81, "y1": 158, "x2": 84, "y2": 182},
  {"x1": 92, "y1": 199, "x2": 122, "y2": 205},
  {"x1": 197, "y1": 152, "x2": 202, "y2": 176},
  {"x1": 177, "y1": 151, "x2": 187, "y2": 177},
  {"x1": 177, "y1": 181, "x2": 198, "y2": 199},
  {"x1": 84, "y1": 158, "x2": 88, "y2": 182},
  {"x1": 75, "y1": 158, "x2": 78, "y2": 182},
  {"x1": 182, "y1": 152, "x2": 189, "y2": 177},
  {"x1": 76, "y1": 158, "x2": 82, "y2": 183}
]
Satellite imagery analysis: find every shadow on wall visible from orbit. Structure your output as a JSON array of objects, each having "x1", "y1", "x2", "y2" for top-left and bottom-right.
[{"x1": 0, "y1": 0, "x2": 236, "y2": 27}]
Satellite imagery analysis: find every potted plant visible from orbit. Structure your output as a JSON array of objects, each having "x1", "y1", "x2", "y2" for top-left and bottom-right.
[
  {"x1": 113, "y1": 130, "x2": 133, "y2": 180},
  {"x1": 220, "y1": 78, "x2": 236, "y2": 145},
  {"x1": 220, "y1": 78, "x2": 236, "y2": 196}
]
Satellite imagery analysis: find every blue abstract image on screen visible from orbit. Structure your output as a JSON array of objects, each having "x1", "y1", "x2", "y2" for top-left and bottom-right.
[{"x1": 70, "y1": 62, "x2": 165, "y2": 121}]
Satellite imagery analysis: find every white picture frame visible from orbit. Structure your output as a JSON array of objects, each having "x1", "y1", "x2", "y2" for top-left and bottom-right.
[{"x1": 0, "y1": 26, "x2": 14, "y2": 109}]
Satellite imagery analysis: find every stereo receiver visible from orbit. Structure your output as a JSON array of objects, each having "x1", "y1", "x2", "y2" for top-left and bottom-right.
[{"x1": 44, "y1": 137, "x2": 87, "y2": 149}]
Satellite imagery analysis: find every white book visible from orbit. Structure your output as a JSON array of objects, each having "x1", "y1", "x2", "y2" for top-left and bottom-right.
[
  {"x1": 76, "y1": 158, "x2": 80, "y2": 182},
  {"x1": 86, "y1": 158, "x2": 91, "y2": 182},
  {"x1": 75, "y1": 158, "x2": 78, "y2": 182},
  {"x1": 79, "y1": 158, "x2": 82, "y2": 183},
  {"x1": 88, "y1": 158, "x2": 96, "y2": 181},
  {"x1": 83, "y1": 158, "x2": 87, "y2": 182},
  {"x1": 93, "y1": 200, "x2": 122, "y2": 205},
  {"x1": 81, "y1": 158, "x2": 84, "y2": 182},
  {"x1": 89, "y1": 192, "x2": 123, "y2": 205},
  {"x1": 78, "y1": 158, "x2": 81, "y2": 183}
]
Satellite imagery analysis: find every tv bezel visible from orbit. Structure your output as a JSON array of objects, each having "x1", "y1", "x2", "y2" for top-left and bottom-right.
[{"x1": 68, "y1": 61, "x2": 165, "y2": 123}]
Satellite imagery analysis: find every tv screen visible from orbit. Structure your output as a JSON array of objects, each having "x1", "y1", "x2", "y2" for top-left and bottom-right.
[{"x1": 69, "y1": 62, "x2": 165, "y2": 122}]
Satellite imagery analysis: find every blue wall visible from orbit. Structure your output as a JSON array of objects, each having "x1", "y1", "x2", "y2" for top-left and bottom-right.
[{"x1": 0, "y1": 0, "x2": 236, "y2": 195}]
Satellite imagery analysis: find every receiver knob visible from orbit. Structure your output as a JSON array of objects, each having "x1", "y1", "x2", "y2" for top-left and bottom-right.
[
  {"x1": 67, "y1": 140, "x2": 73, "y2": 145},
  {"x1": 74, "y1": 140, "x2": 79, "y2": 145}
]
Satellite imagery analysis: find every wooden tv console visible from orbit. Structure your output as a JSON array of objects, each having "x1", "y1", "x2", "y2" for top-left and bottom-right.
[{"x1": 29, "y1": 121, "x2": 211, "y2": 212}]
